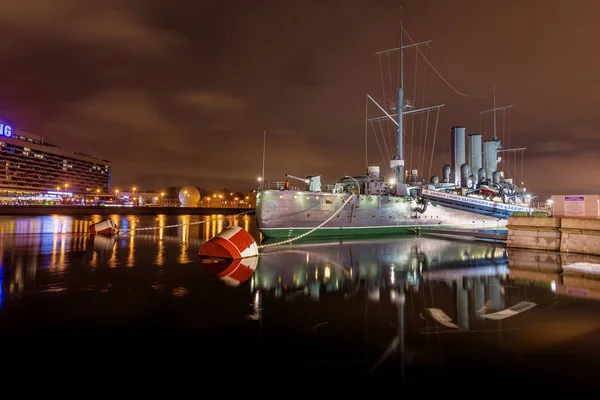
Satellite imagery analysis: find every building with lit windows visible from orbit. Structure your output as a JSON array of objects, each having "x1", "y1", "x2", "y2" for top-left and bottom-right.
[{"x1": 0, "y1": 120, "x2": 110, "y2": 204}]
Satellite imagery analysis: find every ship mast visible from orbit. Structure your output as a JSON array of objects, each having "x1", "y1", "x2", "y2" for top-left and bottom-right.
[
  {"x1": 369, "y1": 9, "x2": 444, "y2": 195},
  {"x1": 493, "y1": 84, "x2": 497, "y2": 140},
  {"x1": 392, "y1": 7, "x2": 407, "y2": 195}
]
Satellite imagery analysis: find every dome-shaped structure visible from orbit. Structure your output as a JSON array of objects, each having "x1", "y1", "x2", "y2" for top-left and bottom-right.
[{"x1": 179, "y1": 186, "x2": 200, "y2": 207}]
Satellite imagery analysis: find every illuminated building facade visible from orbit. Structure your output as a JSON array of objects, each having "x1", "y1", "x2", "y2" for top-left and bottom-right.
[{"x1": 0, "y1": 120, "x2": 110, "y2": 200}]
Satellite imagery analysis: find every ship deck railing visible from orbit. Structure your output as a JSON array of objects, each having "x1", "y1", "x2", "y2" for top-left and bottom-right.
[{"x1": 264, "y1": 181, "x2": 337, "y2": 192}]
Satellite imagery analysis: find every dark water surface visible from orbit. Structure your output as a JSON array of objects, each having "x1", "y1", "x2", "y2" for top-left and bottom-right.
[{"x1": 1, "y1": 214, "x2": 600, "y2": 392}]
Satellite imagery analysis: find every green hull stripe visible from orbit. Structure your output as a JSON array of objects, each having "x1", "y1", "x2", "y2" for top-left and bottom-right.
[{"x1": 258, "y1": 223, "x2": 505, "y2": 239}]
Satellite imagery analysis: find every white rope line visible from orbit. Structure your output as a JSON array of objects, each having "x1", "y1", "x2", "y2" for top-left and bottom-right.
[
  {"x1": 114, "y1": 195, "x2": 353, "y2": 250},
  {"x1": 116, "y1": 210, "x2": 254, "y2": 234},
  {"x1": 257, "y1": 195, "x2": 355, "y2": 249},
  {"x1": 402, "y1": 27, "x2": 489, "y2": 99}
]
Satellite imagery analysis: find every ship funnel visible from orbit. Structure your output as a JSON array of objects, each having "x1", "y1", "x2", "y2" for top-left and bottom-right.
[
  {"x1": 468, "y1": 134, "x2": 482, "y2": 180},
  {"x1": 483, "y1": 140, "x2": 501, "y2": 180},
  {"x1": 451, "y1": 126, "x2": 466, "y2": 185}
]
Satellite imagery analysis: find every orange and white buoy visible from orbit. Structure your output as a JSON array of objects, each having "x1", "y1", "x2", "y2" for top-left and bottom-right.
[
  {"x1": 199, "y1": 226, "x2": 258, "y2": 259},
  {"x1": 89, "y1": 218, "x2": 118, "y2": 235},
  {"x1": 200, "y1": 256, "x2": 258, "y2": 287}
]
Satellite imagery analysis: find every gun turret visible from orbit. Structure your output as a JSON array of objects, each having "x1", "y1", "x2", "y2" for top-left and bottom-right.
[{"x1": 285, "y1": 174, "x2": 322, "y2": 192}]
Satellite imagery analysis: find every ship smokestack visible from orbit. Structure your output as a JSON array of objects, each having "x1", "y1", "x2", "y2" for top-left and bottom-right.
[
  {"x1": 483, "y1": 139, "x2": 501, "y2": 180},
  {"x1": 451, "y1": 126, "x2": 466, "y2": 186},
  {"x1": 468, "y1": 134, "x2": 482, "y2": 183}
]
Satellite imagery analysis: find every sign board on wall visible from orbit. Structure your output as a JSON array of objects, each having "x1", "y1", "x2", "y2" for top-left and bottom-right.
[{"x1": 564, "y1": 195, "x2": 585, "y2": 217}]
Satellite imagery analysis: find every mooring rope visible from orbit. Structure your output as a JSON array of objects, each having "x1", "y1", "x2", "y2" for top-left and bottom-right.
[
  {"x1": 256, "y1": 194, "x2": 354, "y2": 249},
  {"x1": 113, "y1": 194, "x2": 354, "y2": 250},
  {"x1": 116, "y1": 210, "x2": 254, "y2": 234}
]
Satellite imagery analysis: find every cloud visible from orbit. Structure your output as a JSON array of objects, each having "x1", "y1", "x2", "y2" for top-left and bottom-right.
[
  {"x1": 68, "y1": 89, "x2": 170, "y2": 132},
  {"x1": 46, "y1": 88, "x2": 201, "y2": 160},
  {"x1": 0, "y1": 1, "x2": 187, "y2": 53},
  {"x1": 537, "y1": 140, "x2": 578, "y2": 153},
  {"x1": 176, "y1": 90, "x2": 247, "y2": 112},
  {"x1": 524, "y1": 152, "x2": 600, "y2": 199}
]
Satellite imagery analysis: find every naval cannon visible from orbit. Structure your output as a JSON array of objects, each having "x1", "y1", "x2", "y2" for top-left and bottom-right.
[{"x1": 285, "y1": 174, "x2": 322, "y2": 192}]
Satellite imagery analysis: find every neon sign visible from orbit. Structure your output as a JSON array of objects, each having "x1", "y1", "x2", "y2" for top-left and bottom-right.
[{"x1": 0, "y1": 123, "x2": 12, "y2": 138}]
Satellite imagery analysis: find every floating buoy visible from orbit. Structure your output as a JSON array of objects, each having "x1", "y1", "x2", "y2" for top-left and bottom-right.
[
  {"x1": 91, "y1": 235, "x2": 117, "y2": 251},
  {"x1": 89, "y1": 218, "x2": 118, "y2": 235},
  {"x1": 200, "y1": 256, "x2": 258, "y2": 287},
  {"x1": 199, "y1": 226, "x2": 258, "y2": 259}
]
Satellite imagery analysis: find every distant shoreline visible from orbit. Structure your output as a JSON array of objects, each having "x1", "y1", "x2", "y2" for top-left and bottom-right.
[{"x1": 0, "y1": 206, "x2": 255, "y2": 216}]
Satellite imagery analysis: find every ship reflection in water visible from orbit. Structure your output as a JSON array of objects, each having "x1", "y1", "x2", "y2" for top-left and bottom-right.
[
  {"x1": 2, "y1": 216, "x2": 600, "y2": 387},
  {"x1": 200, "y1": 236, "x2": 600, "y2": 386}
]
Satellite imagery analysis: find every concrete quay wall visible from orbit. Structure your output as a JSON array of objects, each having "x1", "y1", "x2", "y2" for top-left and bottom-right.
[{"x1": 508, "y1": 216, "x2": 600, "y2": 257}]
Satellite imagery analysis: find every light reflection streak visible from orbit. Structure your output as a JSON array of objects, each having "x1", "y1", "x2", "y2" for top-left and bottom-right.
[
  {"x1": 90, "y1": 244, "x2": 98, "y2": 268},
  {"x1": 216, "y1": 217, "x2": 224, "y2": 237},
  {"x1": 204, "y1": 220, "x2": 210, "y2": 242},
  {"x1": 247, "y1": 291, "x2": 262, "y2": 320},
  {"x1": 156, "y1": 215, "x2": 166, "y2": 266},
  {"x1": 108, "y1": 238, "x2": 119, "y2": 268},
  {"x1": 178, "y1": 215, "x2": 191, "y2": 264},
  {"x1": 127, "y1": 232, "x2": 135, "y2": 268},
  {"x1": 0, "y1": 212, "x2": 260, "y2": 305},
  {"x1": 243, "y1": 215, "x2": 250, "y2": 233},
  {"x1": 59, "y1": 234, "x2": 66, "y2": 269},
  {"x1": 210, "y1": 215, "x2": 217, "y2": 238},
  {"x1": 51, "y1": 235, "x2": 58, "y2": 269}
]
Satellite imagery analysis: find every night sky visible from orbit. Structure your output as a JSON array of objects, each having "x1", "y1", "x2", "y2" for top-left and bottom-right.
[{"x1": 1, "y1": 0, "x2": 598, "y2": 200}]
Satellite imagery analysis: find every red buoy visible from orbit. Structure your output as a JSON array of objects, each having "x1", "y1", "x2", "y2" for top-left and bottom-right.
[
  {"x1": 89, "y1": 218, "x2": 118, "y2": 235},
  {"x1": 200, "y1": 256, "x2": 258, "y2": 287},
  {"x1": 199, "y1": 226, "x2": 258, "y2": 259}
]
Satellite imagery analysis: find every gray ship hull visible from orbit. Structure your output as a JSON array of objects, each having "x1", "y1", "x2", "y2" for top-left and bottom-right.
[{"x1": 256, "y1": 189, "x2": 507, "y2": 239}]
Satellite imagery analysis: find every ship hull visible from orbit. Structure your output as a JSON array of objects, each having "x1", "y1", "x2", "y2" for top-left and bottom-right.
[{"x1": 256, "y1": 189, "x2": 507, "y2": 239}]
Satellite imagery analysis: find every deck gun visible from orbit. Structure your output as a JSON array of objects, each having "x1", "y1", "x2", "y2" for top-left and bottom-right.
[{"x1": 286, "y1": 174, "x2": 322, "y2": 192}]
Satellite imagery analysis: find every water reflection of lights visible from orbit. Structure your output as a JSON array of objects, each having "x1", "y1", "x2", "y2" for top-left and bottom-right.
[
  {"x1": 200, "y1": 256, "x2": 258, "y2": 287},
  {"x1": 127, "y1": 231, "x2": 135, "y2": 268},
  {"x1": 247, "y1": 291, "x2": 262, "y2": 320},
  {"x1": 0, "y1": 213, "x2": 260, "y2": 304},
  {"x1": 178, "y1": 217, "x2": 191, "y2": 264},
  {"x1": 156, "y1": 215, "x2": 166, "y2": 266},
  {"x1": 250, "y1": 238, "x2": 510, "y2": 303}
]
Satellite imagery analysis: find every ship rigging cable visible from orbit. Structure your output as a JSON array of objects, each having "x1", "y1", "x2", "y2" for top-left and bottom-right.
[{"x1": 402, "y1": 27, "x2": 490, "y2": 99}]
